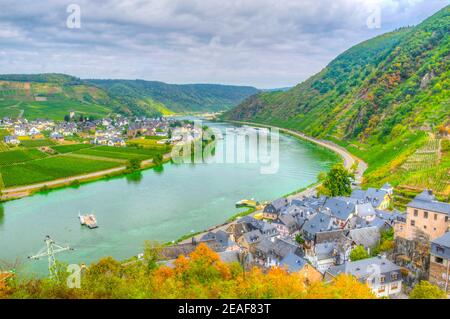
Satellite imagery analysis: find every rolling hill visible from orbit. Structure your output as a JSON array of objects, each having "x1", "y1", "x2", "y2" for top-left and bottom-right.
[
  {"x1": 87, "y1": 79, "x2": 259, "y2": 114},
  {"x1": 0, "y1": 74, "x2": 259, "y2": 120},
  {"x1": 225, "y1": 5, "x2": 450, "y2": 197}
]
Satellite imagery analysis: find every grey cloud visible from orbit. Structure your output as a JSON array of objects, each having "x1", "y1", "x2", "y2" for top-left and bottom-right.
[{"x1": 0, "y1": 0, "x2": 447, "y2": 88}]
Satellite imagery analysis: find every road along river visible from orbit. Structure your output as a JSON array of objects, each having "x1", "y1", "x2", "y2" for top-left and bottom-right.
[{"x1": 0, "y1": 120, "x2": 340, "y2": 275}]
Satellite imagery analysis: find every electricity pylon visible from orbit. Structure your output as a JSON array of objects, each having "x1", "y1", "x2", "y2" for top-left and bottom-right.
[{"x1": 28, "y1": 235, "x2": 73, "y2": 278}]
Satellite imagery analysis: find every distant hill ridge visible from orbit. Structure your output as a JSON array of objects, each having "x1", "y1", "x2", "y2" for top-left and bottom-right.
[{"x1": 0, "y1": 73, "x2": 259, "y2": 118}]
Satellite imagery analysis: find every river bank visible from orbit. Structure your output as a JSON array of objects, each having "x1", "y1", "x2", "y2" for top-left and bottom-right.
[
  {"x1": 0, "y1": 153, "x2": 172, "y2": 202},
  {"x1": 175, "y1": 120, "x2": 367, "y2": 245}
]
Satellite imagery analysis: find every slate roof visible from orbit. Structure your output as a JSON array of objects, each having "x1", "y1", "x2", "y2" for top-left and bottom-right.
[
  {"x1": 355, "y1": 203, "x2": 376, "y2": 217},
  {"x1": 275, "y1": 214, "x2": 297, "y2": 229},
  {"x1": 279, "y1": 253, "x2": 308, "y2": 272},
  {"x1": 314, "y1": 242, "x2": 336, "y2": 260},
  {"x1": 242, "y1": 229, "x2": 263, "y2": 245},
  {"x1": 407, "y1": 190, "x2": 450, "y2": 215},
  {"x1": 302, "y1": 213, "x2": 338, "y2": 240},
  {"x1": 431, "y1": 232, "x2": 450, "y2": 260},
  {"x1": 347, "y1": 226, "x2": 380, "y2": 248},
  {"x1": 323, "y1": 197, "x2": 356, "y2": 221},
  {"x1": 200, "y1": 230, "x2": 236, "y2": 251},
  {"x1": 271, "y1": 198, "x2": 289, "y2": 210},
  {"x1": 350, "y1": 188, "x2": 388, "y2": 207},
  {"x1": 327, "y1": 256, "x2": 401, "y2": 283}
]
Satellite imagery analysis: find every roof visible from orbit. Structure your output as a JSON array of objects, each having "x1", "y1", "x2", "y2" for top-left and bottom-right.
[
  {"x1": 355, "y1": 203, "x2": 376, "y2": 217},
  {"x1": 347, "y1": 226, "x2": 380, "y2": 248},
  {"x1": 302, "y1": 213, "x2": 338, "y2": 239},
  {"x1": 350, "y1": 188, "x2": 388, "y2": 207},
  {"x1": 264, "y1": 197, "x2": 289, "y2": 213},
  {"x1": 271, "y1": 197, "x2": 289, "y2": 210},
  {"x1": 432, "y1": 232, "x2": 450, "y2": 247},
  {"x1": 327, "y1": 256, "x2": 401, "y2": 283},
  {"x1": 407, "y1": 190, "x2": 450, "y2": 215},
  {"x1": 323, "y1": 197, "x2": 355, "y2": 220},
  {"x1": 279, "y1": 253, "x2": 308, "y2": 272},
  {"x1": 314, "y1": 242, "x2": 336, "y2": 260},
  {"x1": 275, "y1": 214, "x2": 297, "y2": 228},
  {"x1": 431, "y1": 232, "x2": 450, "y2": 260},
  {"x1": 242, "y1": 229, "x2": 263, "y2": 244},
  {"x1": 200, "y1": 230, "x2": 236, "y2": 251}
]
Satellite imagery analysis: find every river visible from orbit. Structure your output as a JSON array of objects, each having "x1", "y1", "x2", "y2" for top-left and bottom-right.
[{"x1": 0, "y1": 121, "x2": 339, "y2": 275}]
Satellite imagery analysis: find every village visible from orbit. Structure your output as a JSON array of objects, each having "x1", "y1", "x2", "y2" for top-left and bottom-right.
[
  {"x1": 0, "y1": 112, "x2": 200, "y2": 147},
  {"x1": 160, "y1": 184, "x2": 450, "y2": 299}
]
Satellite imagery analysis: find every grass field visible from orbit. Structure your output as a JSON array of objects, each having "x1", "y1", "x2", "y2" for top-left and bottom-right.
[
  {"x1": 0, "y1": 149, "x2": 48, "y2": 165},
  {"x1": 0, "y1": 155, "x2": 121, "y2": 187},
  {"x1": 51, "y1": 144, "x2": 94, "y2": 154},
  {"x1": 20, "y1": 139, "x2": 56, "y2": 148}
]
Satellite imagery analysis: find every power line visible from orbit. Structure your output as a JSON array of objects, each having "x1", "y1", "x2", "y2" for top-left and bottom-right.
[{"x1": 28, "y1": 235, "x2": 74, "y2": 278}]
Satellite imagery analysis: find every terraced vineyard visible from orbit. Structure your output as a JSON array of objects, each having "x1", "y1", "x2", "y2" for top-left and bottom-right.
[
  {"x1": 0, "y1": 141, "x2": 171, "y2": 189},
  {"x1": 19, "y1": 139, "x2": 56, "y2": 148},
  {"x1": 0, "y1": 149, "x2": 48, "y2": 165},
  {"x1": 401, "y1": 138, "x2": 440, "y2": 171},
  {"x1": 73, "y1": 146, "x2": 167, "y2": 161},
  {"x1": 0, "y1": 155, "x2": 122, "y2": 187},
  {"x1": 51, "y1": 144, "x2": 94, "y2": 154}
]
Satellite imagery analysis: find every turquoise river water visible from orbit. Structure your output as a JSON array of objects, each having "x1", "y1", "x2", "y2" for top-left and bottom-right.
[{"x1": 0, "y1": 121, "x2": 338, "y2": 275}]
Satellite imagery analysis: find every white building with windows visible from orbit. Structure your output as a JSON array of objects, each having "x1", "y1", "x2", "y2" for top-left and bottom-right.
[{"x1": 324, "y1": 256, "x2": 403, "y2": 297}]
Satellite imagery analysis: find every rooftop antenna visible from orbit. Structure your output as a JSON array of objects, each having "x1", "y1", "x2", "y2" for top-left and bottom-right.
[{"x1": 28, "y1": 235, "x2": 73, "y2": 278}]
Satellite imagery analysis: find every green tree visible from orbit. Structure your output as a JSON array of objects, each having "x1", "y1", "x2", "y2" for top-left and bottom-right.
[
  {"x1": 295, "y1": 234, "x2": 304, "y2": 245},
  {"x1": 127, "y1": 158, "x2": 142, "y2": 171},
  {"x1": 153, "y1": 153, "x2": 163, "y2": 166},
  {"x1": 350, "y1": 245, "x2": 369, "y2": 261},
  {"x1": 409, "y1": 281, "x2": 447, "y2": 299},
  {"x1": 317, "y1": 164, "x2": 354, "y2": 197},
  {"x1": 143, "y1": 241, "x2": 162, "y2": 273}
]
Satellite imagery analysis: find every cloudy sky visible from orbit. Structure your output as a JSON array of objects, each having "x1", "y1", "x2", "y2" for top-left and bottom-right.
[{"x1": 0, "y1": 0, "x2": 447, "y2": 88}]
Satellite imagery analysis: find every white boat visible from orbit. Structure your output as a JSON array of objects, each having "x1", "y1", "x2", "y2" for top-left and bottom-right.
[{"x1": 78, "y1": 212, "x2": 98, "y2": 229}]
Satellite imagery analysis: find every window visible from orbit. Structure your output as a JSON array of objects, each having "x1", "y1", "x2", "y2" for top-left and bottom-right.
[
  {"x1": 380, "y1": 276, "x2": 385, "y2": 283},
  {"x1": 414, "y1": 210, "x2": 418, "y2": 217},
  {"x1": 446, "y1": 216, "x2": 449, "y2": 223},
  {"x1": 424, "y1": 211, "x2": 428, "y2": 219},
  {"x1": 378, "y1": 285, "x2": 386, "y2": 293},
  {"x1": 434, "y1": 214, "x2": 438, "y2": 221},
  {"x1": 424, "y1": 225, "x2": 427, "y2": 230},
  {"x1": 391, "y1": 283, "x2": 399, "y2": 290},
  {"x1": 435, "y1": 256, "x2": 444, "y2": 264},
  {"x1": 436, "y1": 247, "x2": 445, "y2": 254},
  {"x1": 411, "y1": 220, "x2": 415, "y2": 226},
  {"x1": 391, "y1": 273, "x2": 398, "y2": 281}
]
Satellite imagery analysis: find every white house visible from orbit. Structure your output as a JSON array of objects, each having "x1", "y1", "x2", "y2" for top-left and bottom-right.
[{"x1": 325, "y1": 256, "x2": 403, "y2": 298}]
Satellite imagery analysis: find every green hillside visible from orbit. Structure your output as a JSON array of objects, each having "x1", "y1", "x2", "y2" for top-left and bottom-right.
[
  {"x1": 225, "y1": 6, "x2": 450, "y2": 196},
  {"x1": 0, "y1": 74, "x2": 258, "y2": 120},
  {"x1": 88, "y1": 79, "x2": 259, "y2": 113}
]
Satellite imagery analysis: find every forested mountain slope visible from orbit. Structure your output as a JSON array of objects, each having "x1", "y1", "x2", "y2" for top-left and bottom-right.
[
  {"x1": 225, "y1": 5, "x2": 450, "y2": 197},
  {"x1": 0, "y1": 74, "x2": 258, "y2": 119}
]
